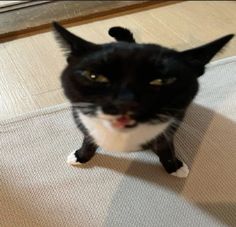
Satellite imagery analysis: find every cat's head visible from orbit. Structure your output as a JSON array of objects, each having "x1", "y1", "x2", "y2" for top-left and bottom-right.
[{"x1": 53, "y1": 22, "x2": 233, "y2": 129}]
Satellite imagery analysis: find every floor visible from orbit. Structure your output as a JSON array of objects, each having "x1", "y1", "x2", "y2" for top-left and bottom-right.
[
  {"x1": 1, "y1": 1, "x2": 236, "y2": 120},
  {"x1": 0, "y1": 1, "x2": 22, "y2": 7}
]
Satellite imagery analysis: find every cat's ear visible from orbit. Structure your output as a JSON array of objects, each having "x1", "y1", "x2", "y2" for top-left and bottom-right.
[
  {"x1": 180, "y1": 34, "x2": 234, "y2": 66},
  {"x1": 52, "y1": 22, "x2": 99, "y2": 56}
]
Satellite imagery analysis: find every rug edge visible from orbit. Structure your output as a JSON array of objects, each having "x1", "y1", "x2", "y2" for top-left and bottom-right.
[{"x1": 0, "y1": 102, "x2": 70, "y2": 126}]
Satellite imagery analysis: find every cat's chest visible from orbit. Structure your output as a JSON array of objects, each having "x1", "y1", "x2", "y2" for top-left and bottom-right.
[{"x1": 78, "y1": 113, "x2": 170, "y2": 152}]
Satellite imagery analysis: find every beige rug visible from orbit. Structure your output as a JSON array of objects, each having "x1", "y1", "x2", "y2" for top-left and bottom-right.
[{"x1": 1, "y1": 57, "x2": 236, "y2": 227}]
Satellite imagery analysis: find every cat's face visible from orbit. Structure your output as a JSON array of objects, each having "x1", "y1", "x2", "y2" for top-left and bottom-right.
[
  {"x1": 53, "y1": 22, "x2": 233, "y2": 129},
  {"x1": 61, "y1": 43, "x2": 199, "y2": 128}
]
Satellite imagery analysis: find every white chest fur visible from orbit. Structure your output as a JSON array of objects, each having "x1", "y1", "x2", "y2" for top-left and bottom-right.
[{"x1": 78, "y1": 112, "x2": 171, "y2": 152}]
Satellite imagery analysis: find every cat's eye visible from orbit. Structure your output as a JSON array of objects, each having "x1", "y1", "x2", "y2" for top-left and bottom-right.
[
  {"x1": 149, "y1": 77, "x2": 176, "y2": 86},
  {"x1": 82, "y1": 70, "x2": 109, "y2": 83}
]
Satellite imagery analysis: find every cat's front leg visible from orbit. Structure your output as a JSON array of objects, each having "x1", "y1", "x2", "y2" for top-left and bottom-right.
[
  {"x1": 67, "y1": 137, "x2": 97, "y2": 165},
  {"x1": 150, "y1": 134, "x2": 189, "y2": 178}
]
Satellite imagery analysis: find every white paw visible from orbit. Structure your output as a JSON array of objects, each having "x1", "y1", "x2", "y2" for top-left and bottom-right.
[
  {"x1": 171, "y1": 162, "x2": 189, "y2": 178},
  {"x1": 66, "y1": 151, "x2": 83, "y2": 166}
]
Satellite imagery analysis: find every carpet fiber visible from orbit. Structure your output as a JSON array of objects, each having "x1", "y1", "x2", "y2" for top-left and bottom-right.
[{"x1": 1, "y1": 57, "x2": 236, "y2": 227}]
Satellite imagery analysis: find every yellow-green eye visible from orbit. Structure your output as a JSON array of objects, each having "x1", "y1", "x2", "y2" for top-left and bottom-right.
[
  {"x1": 150, "y1": 79, "x2": 163, "y2": 86},
  {"x1": 90, "y1": 74, "x2": 109, "y2": 83},
  {"x1": 150, "y1": 77, "x2": 176, "y2": 86},
  {"x1": 82, "y1": 70, "x2": 109, "y2": 83}
]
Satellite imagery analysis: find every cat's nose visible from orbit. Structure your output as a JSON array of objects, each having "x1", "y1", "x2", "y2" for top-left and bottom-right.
[
  {"x1": 102, "y1": 102, "x2": 137, "y2": 115},
  {"x1": 116, "y1": 87, "x2": 135, "y2": 102},
  {"x1": 102, "y1": 104, "x2": 120, "y2": 115},
  {"x1": 118, "y1": 102, "x2": 138, "y2": 114}
]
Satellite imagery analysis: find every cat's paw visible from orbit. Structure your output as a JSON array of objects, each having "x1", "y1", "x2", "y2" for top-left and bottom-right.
[
  {"x1": 67, "y1": 151, "x2": 83, "y2": 166},
  {"x1": 171, "y1": 162, "x2": 189, "y2": 178}
]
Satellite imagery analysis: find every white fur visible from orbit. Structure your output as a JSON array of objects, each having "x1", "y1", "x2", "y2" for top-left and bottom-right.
[
  {"x1": 171, "y1": 162, "x2": 189, "y2": 178},
  {"x1": 78, "y1": 111, "x2": 171, "y2": 152},
  {"x1": 67, "y1": 151, "x2": 82, "y2": 165}
]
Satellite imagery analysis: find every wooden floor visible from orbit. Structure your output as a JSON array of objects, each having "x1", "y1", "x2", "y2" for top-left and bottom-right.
[
  {"x1": 1, "y1": 1, "x2": 236, "y2": 120},
  {"x1": 0, "y1": 1, "x2": 21, "y2": 7}
]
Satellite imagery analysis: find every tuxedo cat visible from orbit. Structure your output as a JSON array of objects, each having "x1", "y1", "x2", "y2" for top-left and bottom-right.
[{"x1": 53, "y1": 22, "x2": 233, "y2": 178}]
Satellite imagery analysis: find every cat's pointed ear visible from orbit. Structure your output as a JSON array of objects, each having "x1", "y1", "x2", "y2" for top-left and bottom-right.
[
  {"x1": 180, "y1": 34, "x2": 234, "y2": 66},
  {"x1": 52, "y1": 22, "x2": 99, "y2": 55}
]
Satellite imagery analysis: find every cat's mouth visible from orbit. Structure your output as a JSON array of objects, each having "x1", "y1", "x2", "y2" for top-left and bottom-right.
[
  {"x1": 97, "y1": 111, "x2": 137, "y2": 129},
  {"x1": 110, "y1": 115, "x2": 137, "y2": 129}
]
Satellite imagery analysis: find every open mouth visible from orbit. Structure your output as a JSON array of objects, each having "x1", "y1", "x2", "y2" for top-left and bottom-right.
[
  {"x1": 96, "y1": 110, "x2": 138, "y2": 129},
  {"x1": 110, "y1": 115, "x2": 137, "y2": 129}
]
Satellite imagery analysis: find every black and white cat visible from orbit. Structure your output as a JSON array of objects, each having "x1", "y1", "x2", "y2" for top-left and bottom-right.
[{"x1": 53, "y1": 22, "x2": 233, "y2": 178}]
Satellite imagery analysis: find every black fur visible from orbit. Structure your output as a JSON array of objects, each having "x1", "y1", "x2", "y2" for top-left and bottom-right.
[
  {"x1": 53, "y1": 22, "x2": 233, "y2": 175},
  {"x1": 108, "y1": 26, "x2": 135, "y2": 43}
]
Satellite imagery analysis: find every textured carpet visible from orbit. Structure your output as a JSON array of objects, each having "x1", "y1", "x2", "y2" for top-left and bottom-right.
[{"x1": 1, "y1": 57, "x2": 236, "y2": 227}]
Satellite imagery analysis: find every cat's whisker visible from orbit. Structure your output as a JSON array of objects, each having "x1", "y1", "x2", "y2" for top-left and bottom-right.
[
  {"x1": 165, "y1": 128, "x2": 176, "y2": 138},
  {"x1": 97, "y1": 116, "x2": 115, "y2": 121},
  {"x1": 72, "y1": 105, "x2": 94, "y2": 109},
  {"x1": 72, "y1": 102, "x2": 93, "y2": 105},
  {"x1": 154, "y1": 114, "x2": 174, "y2": 123},
  {"x1": 155, "y1": 113, "x2": 170, "y2": 118},
  {"x1": 161, "y1": 107, "x2": 185, "y2": 112},
  {"x1": 72, "y1": 102, "x2": 95, "y2": 108},
  {"x1": 163, "y1": 131, "x2": 172, "y2": 142}
]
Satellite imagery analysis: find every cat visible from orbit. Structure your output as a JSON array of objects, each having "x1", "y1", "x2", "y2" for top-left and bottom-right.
[{"x1": 53, "y1": 22, "x2": 233, "y2": 178}]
